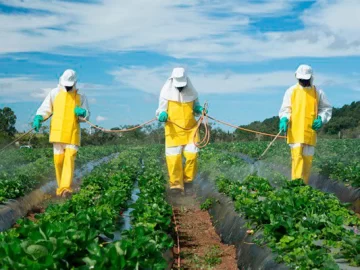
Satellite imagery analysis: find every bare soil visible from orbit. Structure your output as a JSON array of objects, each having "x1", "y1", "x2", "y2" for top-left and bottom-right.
[{"x1": 169, "y1": 193, "x2": 237, "y2": 270}]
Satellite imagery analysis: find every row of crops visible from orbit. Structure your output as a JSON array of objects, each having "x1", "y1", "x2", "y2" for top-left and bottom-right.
[
  {"x1": 0, "y1": 147, "x2": 173, "y2": 269},
  {"x1": 211, "y1": 139, "x2": 360, "y2": 187},
  {"x1": 1, "y1": 140, "x2": 359, "y2": 269},
  {"x1": 198, "y1": 147, "x2": 360, "y2": 269},
  {"x1": 0, "y1": 146, "x2": 122, "y2": 203}
]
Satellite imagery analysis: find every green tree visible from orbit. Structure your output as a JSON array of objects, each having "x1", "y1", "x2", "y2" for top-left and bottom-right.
[{"x1": 0, "y1": 107, "x2": 17, "y2": 137}]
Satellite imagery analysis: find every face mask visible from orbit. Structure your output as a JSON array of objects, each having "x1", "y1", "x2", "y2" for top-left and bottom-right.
[
  {"x1": 65, "y1": 86, "x2": 73, "y2": 92},
  {"x1": 299, "y1": 79, "x2": 311, "y2": 87},
  {"x1": 176, "y1": 86, "x2": 185, "y2": 92}
]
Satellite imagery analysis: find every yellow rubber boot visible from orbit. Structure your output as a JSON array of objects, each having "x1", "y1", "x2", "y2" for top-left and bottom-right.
[
  {"x1": 291, "y1": 146, "x2": 304, "y2": 181},
  {"x1": 302, "y1": 155, "x2": 313, "y2": 185},
  {"x1": 56, "y1": 148, "x2": 77, "y2": 196},
  {"x1": 166, "y1": 154, "x2": 184, "y2": 190},
  {"x1": 183, "y1": 151, "x2": 198, "y2": 183},
  {"x1": 54, "y1": 154, "x2": 65, "y2": 187}
]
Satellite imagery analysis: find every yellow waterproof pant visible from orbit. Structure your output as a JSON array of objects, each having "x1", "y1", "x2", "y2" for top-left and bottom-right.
[
  {"x1": 166, "y1": 154, "x2": 184, "y2": 190},
  {"x1": 53, "y1": 144, "x2": 77, "y2": 196},
  {"x1": 291, "y1": 146, "x2": 313, "y2": 184},
  {"x1": 165, "y1": 144, "x2": 198, "y2": 190},
  {"x1": 183, "y1": 152, "x2": 198, "y2": 183}
]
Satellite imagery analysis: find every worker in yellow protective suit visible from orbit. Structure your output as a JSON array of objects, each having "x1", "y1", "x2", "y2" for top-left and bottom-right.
[
  {"x1": 279, "y1": 64, "x2": 332, "y2": 184},
  {"x1": 156, "y1": 67, "x2": 207, "y2": 195},
  {"x1": 32, "y1": 69, "x2": 90, "y2": 197}
]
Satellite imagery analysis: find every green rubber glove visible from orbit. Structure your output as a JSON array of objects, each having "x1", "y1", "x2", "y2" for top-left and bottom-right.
[
  {"x1": 158, "y1": 111, "x2": 168, "y2": 122},
  {"x1": 279, "y1": 117, "x2": 289, "y2": 134},
  {"x1": 194, "y1": 105, "x2": 208, "y2": 115},
  {"x1": 74, "y1": 106, "x2": 87, "y2": 117},
  {"x1": 312, "y1": 116, "x2": 323, "y2": 131},
  {"x1": 32, "y1": 115, "x2": 43, "y2": 132}
]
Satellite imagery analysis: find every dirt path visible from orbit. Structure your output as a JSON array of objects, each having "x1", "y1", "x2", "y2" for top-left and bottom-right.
[{"x1": 169, "y1": 193, "x2": 237, "y2": 270}]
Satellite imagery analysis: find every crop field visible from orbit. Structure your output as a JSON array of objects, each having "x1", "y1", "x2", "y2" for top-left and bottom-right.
[
  {"x1": 0, "y1": 146, "x2": 122, "y2": 203},
  {"x1": 211, "y1": 139, "x2": 360, "y2": 187},
  {"x1": 0, "y1": 141, "x2": 359, "y2": 269},
  {"x1": 0, "y1": 146, "x2": 173, "y2": 269},
  {"x1": 2, "y1": 0, "x2": 360, "y2": 268},
  {"x1": 199, "y1": 146, "x2": 360, "y2": 269}
]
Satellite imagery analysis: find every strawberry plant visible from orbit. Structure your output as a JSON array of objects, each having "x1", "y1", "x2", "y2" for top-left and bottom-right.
[
  {"x1": 0, "y1": 149, "x2": 139, "y2": 268},
  {"x1": 200, "y1": 198, "x2": 217, "y2": 211},
  {"x1": 210, "y1": 139, "x2": 360, "y2": 187},
  {"x1": 215, "y1": 175, "x2": 360, "y2": 269},
  {"x1": 0, "y1": 145, "x2": 123, "y2": 203},
  {"x1": 82, "y1": 147, "x2": 173, "y2": 269},
  {"x1": 199, "y1": 147, "x2": 360, "y2": 269},
  {"x1": 0, "y1": 146, "x2": 174, "y2": 269}
]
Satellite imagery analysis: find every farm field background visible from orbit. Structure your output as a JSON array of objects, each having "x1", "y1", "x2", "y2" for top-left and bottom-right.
[
  {"x1": 211, "y1": 139, "x2": 360, "y2": 187},
  {"x1": 1, "y1": 0, "x2": 360, "y2": 268},
  {"x1": 0, "y1": 140, "x2": 359, "y2": 269},
  {"x1": 198, "y1": 145, "x2": 360, "y2": 269},
  {"x1": 0, "y1": 146, "x2": 122, "y2": 203}
]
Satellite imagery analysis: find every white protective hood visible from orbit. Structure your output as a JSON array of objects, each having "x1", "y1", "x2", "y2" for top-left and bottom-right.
[{"x1": 159, "y1": 77, "x2": 198, "y2": 103}]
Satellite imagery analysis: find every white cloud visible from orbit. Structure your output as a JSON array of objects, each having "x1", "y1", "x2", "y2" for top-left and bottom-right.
[
  {"x1": 0, "y1": 77, "x2": 54, "y2": 102},
  {"x1": 111, "y1": 66, "x2": 293, "y2": 94},
  {"x1": 88, "y1": 97, "x2": 97, "y2": 104},
  {"x1": 96, "y1": 115, "x2": 107, "y2": 122},
  {"x1": 214, "y1": 0, "x2": 292, "y2": 16},
  {"x1": 110, "y1": 65, "x2": 360, "y2": 95},
  {"x1": 0, "y1": 76, "x2": 111, "y2": 103},
  {"x1": 1, "y1": 0, "x2": 359, "y2": 61},
  {"x1": 110, "y1": 66, "x2": 168, "y2": 94},
  {"x1": 303, "y1": 0, "x2": 360, "y2": 42},
  {"x1": 1, "y1": 65, "x2": 359, "y2": 104},
  {"x1": 30, "y1": 88, "x2": 52, "y2": 99},
  {"x1": 0, "y1": 0, "x2": 248, "y2": 55}
]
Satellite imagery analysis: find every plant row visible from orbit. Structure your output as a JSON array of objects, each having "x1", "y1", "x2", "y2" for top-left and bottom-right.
[
  {"x1": 210, "y1": 139, "x2": 360, "y2": 187},
  {"x1": 0, "y1": 146, "x2": 174, "y2": 269},
  {"x1": 199, "y1": 147, "x2": 360, "y2": 269},
  {"x1": 83, "y1": 147, "x2": 174, "y2": 269},
  {"x1": 0, "y1": 149, "x2": 139, "y2": 269},
  {"x1": 216, "y1": 176, "x2": 360, "y2": 269},
  {"x1": 0, "y1": 148, "x2": 53, "y2": 172},
  {"x1": 0, "y1": 145, "x2": 122, "y2": 203}
]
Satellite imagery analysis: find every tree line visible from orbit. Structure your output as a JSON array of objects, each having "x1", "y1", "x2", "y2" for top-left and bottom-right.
[
  {"x1": 0, "y1": 101, "x2": 359, "y2": 148},
  {"x1": 235, "y1": 101, "x2": 360, "y2": 140}
]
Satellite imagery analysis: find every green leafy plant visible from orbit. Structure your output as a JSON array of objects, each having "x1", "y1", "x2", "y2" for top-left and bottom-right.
[
  {"x1": 200, "y1": 198, "x2": 217, "y2": 211},
  {"x1": 204, "y1": 245, "x2": 223, "y2": 266},
  {"x1": 0, "y1": 149, "x2": 140, "y2": 268},
  {"x1": 215, "y1": 175, "x2": 360, "y2": 269},
  {"x1": 0, "y1": 145, "x2": 122, "y2": 203},
  {"x1": 199, "y1": 147, "x2": 360, "y2": 269}
]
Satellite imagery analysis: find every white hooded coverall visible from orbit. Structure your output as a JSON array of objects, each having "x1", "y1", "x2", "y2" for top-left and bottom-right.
[
  {"x1": 156, "y1": 74, "x2": 201, "y2": 191},
  {"x1": 36, "y1": 85, "x2": 90, "y2": 195},
  {"x1": 279, "y1": 84, "x2": 332, "y2": 183}
]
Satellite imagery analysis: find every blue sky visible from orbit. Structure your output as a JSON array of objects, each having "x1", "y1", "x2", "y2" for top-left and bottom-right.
[{"x1": 0, "y1": 0, "x2": 359, "y2": 132}]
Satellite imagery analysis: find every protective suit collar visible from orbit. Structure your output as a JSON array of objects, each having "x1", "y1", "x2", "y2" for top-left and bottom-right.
[
  {"x1": 160, "y1": 78, "x2": 198, "y2": 102},
  {"x1": 58, "y1": 84, "x2": 77, "y2": 93}
]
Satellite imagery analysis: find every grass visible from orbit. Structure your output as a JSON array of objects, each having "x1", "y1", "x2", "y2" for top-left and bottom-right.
[
  {"x1": 187, "y1": 245, "x2": 223, "y2": 269},
  {"x1": 204, "y1": 245, "x2": 223, "y2": 266}
]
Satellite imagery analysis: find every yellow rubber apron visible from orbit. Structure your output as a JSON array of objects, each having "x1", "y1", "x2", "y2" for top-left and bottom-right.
[
  {"x1": 50, "y1": 90, "x2": 81, "y2": 146},
  {"x1": 287, "y1": 85, "x2": 318, "y2": 146},
  {"x1": 165, "y1": 101, "x2": 199, "y2": 147}
]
